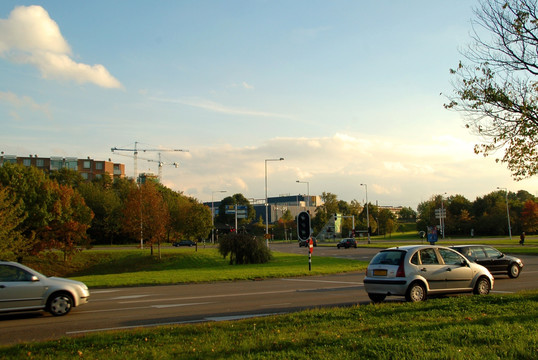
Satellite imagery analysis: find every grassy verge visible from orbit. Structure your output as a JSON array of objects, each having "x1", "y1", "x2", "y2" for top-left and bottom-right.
[
  {"x1": 25, "y1": 248, "x2": 365, "y2": 288},
  {"x1": 1, "y1": 291, "x2": 536, "y2": 359}
]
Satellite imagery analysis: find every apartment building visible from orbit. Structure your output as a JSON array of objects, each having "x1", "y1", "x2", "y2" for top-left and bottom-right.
[{"x1": 0, "y1": 153, "x2": 125, "y2": 181}]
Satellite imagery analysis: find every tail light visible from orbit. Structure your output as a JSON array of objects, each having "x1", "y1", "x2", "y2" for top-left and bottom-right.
[{"x1": 396, "y1": 263, "x2": 405, "y2": 277}]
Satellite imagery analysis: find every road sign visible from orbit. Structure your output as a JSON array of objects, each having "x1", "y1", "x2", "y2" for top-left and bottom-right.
[{"x1": 435, "y1": 208, "x2": 446, "y2": 219}]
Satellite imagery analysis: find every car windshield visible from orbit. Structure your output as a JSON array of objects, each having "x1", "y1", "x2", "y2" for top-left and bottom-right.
[{"x1": 370, "y1": 250, "x2": 405, "y2": 266}]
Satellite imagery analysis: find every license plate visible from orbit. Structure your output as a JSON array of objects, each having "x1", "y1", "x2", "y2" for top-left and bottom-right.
[{"x1": 373, "y1": 269, "x2": 387, "y2": 276}]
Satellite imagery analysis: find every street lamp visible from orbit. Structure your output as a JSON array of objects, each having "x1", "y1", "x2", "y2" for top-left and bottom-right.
[
  {"x1": 360, "y1": 183, "x2": 370, "y2": 244},
  {"x1": 265, "y1": 158, "x2": 284, "y2": 246},
  {"x1": 211, "y1": 190, "x2": 227, "y2": 244},
  {"x1": 497, "y1": 187, "x2": 512, "y2": 240},
  {"x1": 296, "y1": 180, "x2": 310, "y2": 209}
]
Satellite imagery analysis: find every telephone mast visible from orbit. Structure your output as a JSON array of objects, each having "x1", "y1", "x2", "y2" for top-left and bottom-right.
[{"x1": 111, "y1": 141, "x2": 188, "y2": 182}]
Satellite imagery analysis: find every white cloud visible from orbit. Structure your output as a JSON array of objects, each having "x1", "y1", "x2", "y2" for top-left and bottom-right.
[
  {"x1": 0, "y1": 91, "x2": 52, "y2": 119},
  {"x1": 155, "y1": 133, "x2": 538, "y2": 208},
  {"x1": 0, "y1": 5, "x2": 122, "y2": 89},
  {"x1": 151, "y1": 96, "x2": 293, "y2": 119}
]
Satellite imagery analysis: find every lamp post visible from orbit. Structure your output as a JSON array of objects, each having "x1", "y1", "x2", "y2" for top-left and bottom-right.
[
  {"x1": 211, "y1": 190, "x2": 226, "y2": 244},
  {"x1": 360, "y1": 183, "x2": 370, "y2": 244},
  {"x1": 296, "y1": 180, "x2": 310, "y2": 209},
  {"x1": 497, "y1": 187, "x2": 512, "y2": 240},
  {"x1": 265, "y1": 158, "x2": 284, "y2": 246}
]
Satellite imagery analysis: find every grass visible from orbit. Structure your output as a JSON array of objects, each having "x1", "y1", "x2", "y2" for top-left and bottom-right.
[
  {"x1": 1, "y1": 291, "x2": 536, "y2": 359},
  {"x1": 24, "y1": 248, "x2": 366, "y2": 288}
]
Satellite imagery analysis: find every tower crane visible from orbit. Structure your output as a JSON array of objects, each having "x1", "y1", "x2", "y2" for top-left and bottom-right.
[
  {"x1": 112, "y1": 152, "x2": 179, "y2": 182},
  {"x1": 111, "y1": 141, "x2": 188, "y2": 182}
]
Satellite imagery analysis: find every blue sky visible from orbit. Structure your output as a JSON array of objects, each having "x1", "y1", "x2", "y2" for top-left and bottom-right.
[{"x1": 1, "y1": 1, "x2": 537, "y2": 209}]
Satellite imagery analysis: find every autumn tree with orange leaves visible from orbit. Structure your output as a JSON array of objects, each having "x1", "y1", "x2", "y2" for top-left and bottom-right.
[
  {"x1": 42, "y1": 182, "x2": 94, "y2": 262},
  {"x1": 521, "y1": 199, "x2": 538, "y2": 233},
  {"x1": 123, "y1": 181, "x2": 169, "y2": 258}
]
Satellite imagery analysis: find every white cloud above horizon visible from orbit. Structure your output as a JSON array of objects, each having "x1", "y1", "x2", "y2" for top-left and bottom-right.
[{"x1": 0, "y1": 5, "x2": 122, "y2": 89}]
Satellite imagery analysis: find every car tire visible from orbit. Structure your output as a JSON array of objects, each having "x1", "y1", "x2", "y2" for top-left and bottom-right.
[
  {"x1": 405, "y1": 282, "x2": 427, "y2": 302},
  {"x1": 473, "y1": 276, "x2": 491, "y2": 295},
  {"x1": 47, "y1": 292, "x2": 73, "y2": 316},
  {"x1": 368, "y1": 293, "x2": 386, "y2": 303},
  {"x1": 508, "y1": 263, "x2": 520, "y2": 278}
]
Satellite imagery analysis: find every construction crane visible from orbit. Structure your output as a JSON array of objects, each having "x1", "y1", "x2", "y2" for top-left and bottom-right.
[
  {"x1": 113, "y1": 152, "x2": 179, "y2": 182},
  {"x1": 111, "y1": 141, "x2": 188, "y2": 182}
]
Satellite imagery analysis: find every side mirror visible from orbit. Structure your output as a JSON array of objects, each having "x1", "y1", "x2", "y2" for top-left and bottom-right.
[{"x1": 31, "y1": 275, "x2": 39, "y2": 282}]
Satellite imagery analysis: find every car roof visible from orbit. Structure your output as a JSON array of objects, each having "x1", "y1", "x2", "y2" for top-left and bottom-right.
[
  {"x1": 450, "y1": 245, "x2": 491, "y2": 248},
  {"x1": 384, "y1": 245, "x2": 455, "y2": 252}
]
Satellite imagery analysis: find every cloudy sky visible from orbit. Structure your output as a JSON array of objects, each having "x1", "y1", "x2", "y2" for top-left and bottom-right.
[{"x1": 1, "y1": 1, "x2": 537, "y2": 209}]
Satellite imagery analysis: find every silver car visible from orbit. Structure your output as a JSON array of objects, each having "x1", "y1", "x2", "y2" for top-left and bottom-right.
[
  {"x1": 364, "y1": 245, "x2": 494, "y2": 303},
  {"x1": 0, "y1": 261, "x2": 90, "y2": 316}
]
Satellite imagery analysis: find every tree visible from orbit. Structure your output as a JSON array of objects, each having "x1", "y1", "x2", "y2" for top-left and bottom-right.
[
  {"x1": 446, "y1": 0, "x2": 538, "y2": 179},
  {"x1": 77, "y1": 181, "x2": 123, "y2": 245},
  {"x1": 122, "y1": 182, "x2": 169, "y2": 258},
  {"x1": 398, "y1": 207, "x2": 417, "y2": 221},
  {"x1": 521, "y1": 199, "x2": 538, "y2": 232},
  {"x1": 0, "y1": 186, "x2": 27, "y2": 261},
  {"x1": 0, "y1": 163, "x2": 57, "y2": 260},
  {"x1": 218, "y1": 233, "x2": 271, "y2": 265},
  {"x1": 42, "y1": 182, "x2": 94, "y2": 262},
  {"x1": 216, "y1": 194, "x2": 255, "y2": 227},
  {"x1": 176, "y1": 197, "x2": 212, "y2": 242},
  {"x1": 378, "y1": 209, "x2": 397, "y2": 237}
]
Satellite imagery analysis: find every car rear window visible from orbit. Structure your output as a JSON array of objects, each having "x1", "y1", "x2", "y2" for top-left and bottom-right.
[{"x1": 370, "y1": 250, "x2": 405, "y2": 266}]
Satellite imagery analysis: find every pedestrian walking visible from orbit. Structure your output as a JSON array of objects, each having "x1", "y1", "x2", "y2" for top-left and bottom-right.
[{"x1": 519, "y1": 232, "x2": 525, "y2": 246}]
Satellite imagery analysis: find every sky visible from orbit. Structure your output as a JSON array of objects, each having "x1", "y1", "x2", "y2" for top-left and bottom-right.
[{"x1": 1, "y1": 0, "x2": 538, "y2": 209}]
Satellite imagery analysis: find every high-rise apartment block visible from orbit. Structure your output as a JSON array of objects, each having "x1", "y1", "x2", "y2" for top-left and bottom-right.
[{"x1": 0, "y1": 153, "x2": 125, "y2": 181}]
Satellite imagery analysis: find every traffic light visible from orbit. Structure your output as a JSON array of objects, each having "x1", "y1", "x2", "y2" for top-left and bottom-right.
[{"x1": 297, "y1": 211, "x2": 311, "y2": 241}]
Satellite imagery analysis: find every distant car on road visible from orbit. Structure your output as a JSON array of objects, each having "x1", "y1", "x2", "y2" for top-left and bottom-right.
[
  {"x1": 299, "y1": 238, "x2": 317, "y2": 247},
  {"x1": 173, "y1": 240, "x2": 196, "y2": 247},
  {"x1": 0, "y1": 261, "x2": 90, "y2": 316},
  {"x1": 337, "y1": 238, "x2": 357, "y2": 249},
  {"x1": 364, "y1": 245, "x2": 493, "y2": 303},
  {"x1": 450, "y1": 245, "x2": 523, "y2": 278}
]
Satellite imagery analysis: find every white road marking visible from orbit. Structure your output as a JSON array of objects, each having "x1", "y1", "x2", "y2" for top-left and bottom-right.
[
  {"x1": 152, "y1": 302, "x2": 213, "y2": 308},
  {"x1": 281, "y1": 278, "x2": 363, "y2": 285},
  {"x1": 90, "y1": 289, "x2": 121, "y2": 294},
  {"x1": 118, "y1": 289, "x2": 297, "y2": 304},
  {"x1": 110, "y1": 295, "x2": 150, "y2": 300}
]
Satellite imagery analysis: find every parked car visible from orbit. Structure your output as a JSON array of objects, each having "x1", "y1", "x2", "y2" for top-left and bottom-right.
[
  {"x1": 299, "y1": 238, "x2": 317, "y2": 247},
  {"x1": 0, "y1": 261, "x2": 90, "y2": 316},
  {"x1": 173, "y1": 240, "x2": 196, "y2": 247},
  {"x1": 364, "y1": 245, "x2": 494, "y2": 303},
  {"x1": 450, "y1": 245, "x2": 523, "y2": 278},
  {"x1": 337, "y1": 238, "x2": 357, "y2": 249}
]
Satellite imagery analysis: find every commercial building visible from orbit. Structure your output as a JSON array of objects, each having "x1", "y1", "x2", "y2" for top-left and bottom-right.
[{"x1": 0, "y1": 153, "x2": 125, "y2": 181}]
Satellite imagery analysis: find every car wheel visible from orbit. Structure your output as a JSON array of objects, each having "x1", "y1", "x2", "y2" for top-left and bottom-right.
[
  {"x1": 47, "y1": 292, "x2": 73, "y2": 316},
  {"x1": 473, "y1": 277, "x2": 491, "y2": 295},
  {"x1": 508, "y1": 263, "x2": 520, "y2": 278},
  {"x1": 368, "y1": 293, "x2": 386, "y2": 303},
  {"x1": 405, "y1": 282, "x2": 427, "y2": 302}
]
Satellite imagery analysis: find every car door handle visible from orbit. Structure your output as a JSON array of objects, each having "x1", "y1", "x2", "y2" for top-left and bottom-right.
[
  {"x1": 420, "y1": 268, "x2": 427, "y2": 272},
  {"x1": 0, "y1": 285, "x2": 5, "y2": 288},
  {"x1": 446, "y1": 268, "x2": 452, "y2": 271}
]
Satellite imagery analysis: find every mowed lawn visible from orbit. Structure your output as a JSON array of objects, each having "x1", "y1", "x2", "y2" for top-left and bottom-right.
[{"x1": 25, "y1": 247, "x2": 366, "y2": 288}]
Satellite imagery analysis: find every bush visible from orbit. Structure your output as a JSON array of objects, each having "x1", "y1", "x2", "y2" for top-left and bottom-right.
[{"x1": 218, "y1": 233, "x2": 272, "y2": 265}]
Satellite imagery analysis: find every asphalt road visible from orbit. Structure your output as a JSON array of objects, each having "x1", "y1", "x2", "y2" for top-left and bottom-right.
[{"x1": 1, "y1": 244, "x2": 536, "y2": 346}]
